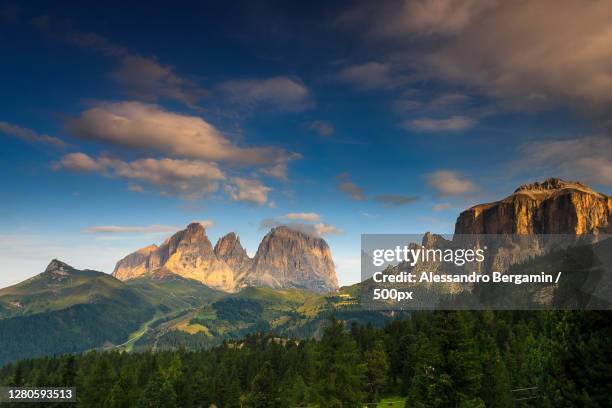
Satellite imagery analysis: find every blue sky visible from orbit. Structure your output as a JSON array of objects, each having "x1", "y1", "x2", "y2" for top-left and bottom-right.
[{"x1": 1, "y1": 0, "x2": 611, "y2": 287}]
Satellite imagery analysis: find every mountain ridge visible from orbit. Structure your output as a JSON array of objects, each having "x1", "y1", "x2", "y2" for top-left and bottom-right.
[
  {"x1": 113, "y1": 223, "x2": 339, "y2": 293},
  {"x1": 455, "y1": 177, "x2": 611, "y2": 235}
]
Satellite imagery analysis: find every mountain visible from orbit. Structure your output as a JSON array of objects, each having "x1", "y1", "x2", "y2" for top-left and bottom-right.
[
  {"x1": 113, "y1": 222, "x2": 235, "y2": 291},
  {"x1": 214, "y1": 232, "x2": 252, "y2": 284},
  {"x1": 0, "y1": 260, "x2": 156, "y2": 364},
  {"x1": 248, "y1": 226, "x2": 339, "y2": 293},
  {"x1": 455, "y1": 177, "x2": 611, "y2": 235},
  {"x1": 113, "y1": 223, "x2": 339, "y2": 294},
  {"x1": 2, "y1": 177, "x2": 608, "y2": 365}
]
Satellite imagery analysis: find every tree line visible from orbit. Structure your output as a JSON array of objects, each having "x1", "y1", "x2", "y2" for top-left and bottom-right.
[{"x1": 0, "y1": 310, "x2": 609, "y2": 407}]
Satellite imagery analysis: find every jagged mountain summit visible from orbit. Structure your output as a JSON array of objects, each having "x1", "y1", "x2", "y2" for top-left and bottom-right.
[
  {"x1": 214, "y1": 232, "x2": 252, "y2": 283},
  {"x1": 113, "y1": 223, "x2": 339, "y2": 293},
  {"x1": 249, "y1": 226, "x2": 339, "y2": 293},
  {"x1": 113, "y1": 223, "x2": 234, "y2": 291},
  {"x1": 455, "y1": 177, "x2": 611, "y2": 235}
]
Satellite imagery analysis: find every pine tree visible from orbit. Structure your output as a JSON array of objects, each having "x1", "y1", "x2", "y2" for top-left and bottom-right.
[
  {"x1": 137, "y1": 372, "x2": 178, "y2": 408},
  {"x1": 311, "y1": 316, "x2": 366, "y2": 408},
  {"x1": 364, "y1": 340, "x2": 389, "y2": 402},
  {"x1": 548, "y1": 311, "x2": 612, "y2": 407}
]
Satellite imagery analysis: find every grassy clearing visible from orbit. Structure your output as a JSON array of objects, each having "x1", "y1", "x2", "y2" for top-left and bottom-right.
[{"x1": 377, "y1": 396, "x2": 406, "y2": 407}]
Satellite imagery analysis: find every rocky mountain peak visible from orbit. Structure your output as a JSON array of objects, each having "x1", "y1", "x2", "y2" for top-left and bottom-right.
[
  {"x1": 514, "y1": 177, "x2": 594, "y2": 195},
  {"x1": 421, "y1": 232, "x2": 451, "y2": 248},
  {"x1": 249, "y1": 226, "x2": 339, "y2": 293},
  {"x1": 113, "y1": 222, "x2": 234, "y2": 291},
  {"x1": 44, "y1": 259, "x2": 73, "y2": 275},
  {"x1": 214, "y1": 232, "x2": 243, "y2": 257},
  {"x1": 113, "y1": 222, "x2": 339, "y2": 294},
  {"x1": 214, "y1": 233, "x2": 252, "y2": 280}
]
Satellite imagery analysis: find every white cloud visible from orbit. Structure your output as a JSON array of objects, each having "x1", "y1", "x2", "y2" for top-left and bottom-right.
[
  {"x1": 519, "y1": 135, "x2": 612, "y2": 186},
  {"x1": 66, "y1": 101, "x2": 295, "y2": 166},
  {"x1": 225, "y1": 177, "x2": 272, "y2": 206},
  {"x1": 56, "y1": 153, "x2": 226, "y2": 199},
  {"x1": 218, "y1": 76, "x2": 312, "y2": 112},
  {"x1": 426, "y1": 170, "x2": 478, "y2": 196},
  {"x1": 282, "y1": 212, "x2": 321, "y2": 222},
  {"x1": 403, "y1": 115, "x2": 475, "y2": 132},
  {"x1": 0, "y1": 121, "x2": 66, "y2": 148}
]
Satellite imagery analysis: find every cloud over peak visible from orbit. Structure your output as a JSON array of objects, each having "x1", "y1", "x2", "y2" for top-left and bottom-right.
[
  {"x1": 259, "y1": 214, "x2": 342, "y2": 238},
  {"x1": 282, "y1": 212, "x2": 321, "y2": 222}
]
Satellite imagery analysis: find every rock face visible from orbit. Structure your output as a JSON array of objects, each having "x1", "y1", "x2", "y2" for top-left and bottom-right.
[
  {"x1": 453, "y1": 178, "x2": 611, "y2": 273},
  {"x1": 113, "y1": 224, "x2": 339, "y2": 293},
  {"x1": 113, "y1": 223, "x2": 235, "y2": 291},
  {"x1": 249, "y1": 226, "x2": 339, "y2": 293},
  {"x1": 455, "y1": 178, "x2": 611, "y2": 235},
  {"x1": 214, "y1": 233, "x2": 252, "y2": 283}
]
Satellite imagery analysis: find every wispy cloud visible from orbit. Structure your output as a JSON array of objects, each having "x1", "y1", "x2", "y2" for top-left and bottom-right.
[
  {"x1": 307, "y1": 120, "x2": 334, "y2": 137},
  {"x1": 344, "y1": 0, "x2": 612, "y2": 111},
  {"x1": 110, "y1": 55, "x2": 208, "y2": 108},
  {"x1": 82, "y1": 224, "x2": 180, "y2": 234},
  {"x1": 336, "y1": 172, "x2": 366, "y2": 201},
  {"x1": 39, "y1": 21, "x2": 207, "y2": 108},
  {"x1": 218, "y1": 76, "x2": 312, "y2": 112},
  {"x1": 432, "y1": 203, "x2": 453, "y2": 212},
  {"x1": 82, "y1": 220, "x2": 213, "y2": 235},
  {"x1": 259, "y1": 216, "x2": 342, "y2": 237},
  {"x1": 518, "y1": 135, "x2": 612, "y2": 186},
  {"x1": 338, "y1": 62, "x2": 411, "y2": 90},
  {"x1": 374, "y1": 194, "x2": 420, "y2": 206},
  {"x1": 403, "y1": 115, "x2": 475, "y2": 132},
  {"x1": 0, "y1": 121, "x2": 66, "y2": 148}
]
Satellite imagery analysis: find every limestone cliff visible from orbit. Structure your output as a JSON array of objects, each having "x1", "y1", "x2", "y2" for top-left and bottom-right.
[
  {"x1": 214, "y1": 233, "x2": 252, "y2": 284},
  {"x1": 113, "y1": 224, "x2": 339, "y2": 294},
  {"x1": 455, "y1": 178, "x2": 611, "y2": 235},
  {"x1": 249, "y1": 226, "x2": 339, "y2": 293},
  {"x1": 113, "y1": 223, "x2": 235, "y2": 291},
  {"x1": 454, "y1": 178, "x2": 611, "y2": 273}
]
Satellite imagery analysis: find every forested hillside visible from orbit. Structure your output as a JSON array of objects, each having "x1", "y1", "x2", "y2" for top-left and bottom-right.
[{"x1": 1, "y1": 310, "x2": 610, "y2": 407}]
